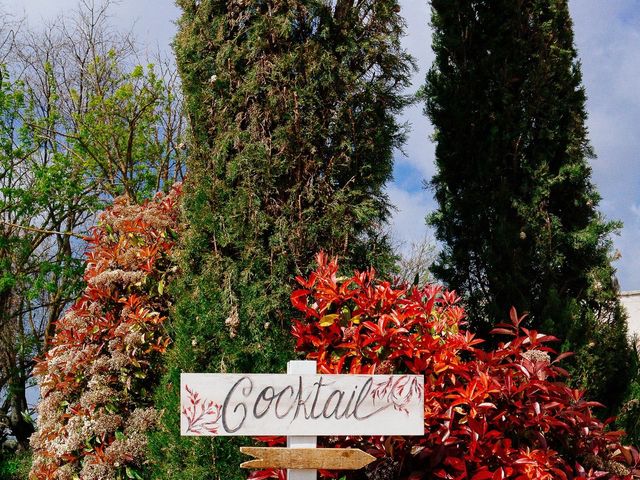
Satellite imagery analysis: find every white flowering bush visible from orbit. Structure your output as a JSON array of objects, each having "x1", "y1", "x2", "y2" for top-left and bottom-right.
[{"x1": 30, "y1": 185, "x2": 181, "y2": 480}]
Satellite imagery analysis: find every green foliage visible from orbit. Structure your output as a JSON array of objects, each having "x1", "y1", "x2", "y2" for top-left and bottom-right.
[
  {"x1": 0, "y1": 450, "x2": 31, "y2": 480},
  {"x1": 1, "y1": 1, "x2": 186, "y2": 447},
  {"x1": 73, "y1": 60, "x2": 186, "y2": 201},
  {"x1": 150, "y1": 1, "x2": 414, "y2": 478},
  {"x1": 423, "y1": 0, "x2": 632, "y2": 413},
  {"x1": 617, "y1": 340, "x2": 640, "y2": 445},
  {"x1": 0, "y1": 66, "x2": 89, "y2": 446}
]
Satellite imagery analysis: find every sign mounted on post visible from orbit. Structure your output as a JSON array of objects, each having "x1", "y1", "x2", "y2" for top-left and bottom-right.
[
  {"x1": 181, "y1": 361, "x2": 425, "y2": 479},
  {"x1": 180, "y1": 372, "x2": 424, "y2": 437}
]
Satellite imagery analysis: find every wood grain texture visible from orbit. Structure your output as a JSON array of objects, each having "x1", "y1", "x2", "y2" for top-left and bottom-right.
[{"x1": 240, "y1": 447, "x2": 376, "y2": 470}]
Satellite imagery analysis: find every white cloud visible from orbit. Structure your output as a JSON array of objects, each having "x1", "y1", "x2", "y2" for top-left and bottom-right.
[
  {"x1": 568, "y1": 0, "x2": 640, "y2": 290},
  {"x1": 385, "y1": 183, "x2": 435, "y2": 254}
]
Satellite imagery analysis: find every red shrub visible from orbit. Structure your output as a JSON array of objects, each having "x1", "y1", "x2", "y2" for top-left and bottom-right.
[
  {"x1": 30, "y1": 185, "x2": 181, "y2": 480},
  {"x1": 253, "y1": 253, "x2": 639, "y2": 480}
]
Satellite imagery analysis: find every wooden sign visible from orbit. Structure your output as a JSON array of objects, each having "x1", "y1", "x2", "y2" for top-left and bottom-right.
[
  {"x1": 239, "y1": 447, "x2": 376, "y2": 470},
  {"x1": 181, "y1": 361, "x2": 426, "y2": 479},
  {"x1": 180, "y1": 372, "x2": 424, "y2": 437}
]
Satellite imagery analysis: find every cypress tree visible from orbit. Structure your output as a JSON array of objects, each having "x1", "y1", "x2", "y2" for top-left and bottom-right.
[
  {"x1": 424, "y1": 0, "x2": 632, "y2": 412},
  {"x1": 149, "y1": 1, "x2": 413, "y2": 478}
]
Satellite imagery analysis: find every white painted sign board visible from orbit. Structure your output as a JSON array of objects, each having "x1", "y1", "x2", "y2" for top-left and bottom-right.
[{"x1": 180, "y1": 372, "x2": 424, "y2": 437}]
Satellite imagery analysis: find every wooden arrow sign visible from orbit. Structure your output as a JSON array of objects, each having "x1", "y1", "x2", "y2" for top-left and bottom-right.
[{"x1": 240, "y1": 447, "x2": 376, "y2": 471}]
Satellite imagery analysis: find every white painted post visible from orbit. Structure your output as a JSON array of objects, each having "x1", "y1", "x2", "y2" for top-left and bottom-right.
[{"x1": 286, "y1": 360, "x2": 317, "y2": 480}]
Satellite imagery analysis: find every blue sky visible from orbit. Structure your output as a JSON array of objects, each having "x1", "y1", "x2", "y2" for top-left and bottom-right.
[{"x1": 5, "y1": 0, "x2": 640, "y2": 290}]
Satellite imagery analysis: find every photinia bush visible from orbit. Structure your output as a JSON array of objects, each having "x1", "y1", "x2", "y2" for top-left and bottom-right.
[
  {"x1": 30, "y1": 185, "x2": 181, "y2": 480},
  {"x1": 253, "y1": 253, "x2": 639, "y2": 480}
]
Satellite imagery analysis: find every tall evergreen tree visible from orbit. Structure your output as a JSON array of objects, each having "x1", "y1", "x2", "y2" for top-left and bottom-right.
[
  {"x1": 149, "y1": 1, "x2": 413, "y2": 478},
  {"x1": 424, "y1": 0, "x2": 632, "y2": 412}
]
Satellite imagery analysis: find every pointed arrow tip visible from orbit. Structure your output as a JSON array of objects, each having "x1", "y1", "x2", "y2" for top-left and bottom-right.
[{"x1": 351, "y1": 449, "x2": 376, "y2": 468}]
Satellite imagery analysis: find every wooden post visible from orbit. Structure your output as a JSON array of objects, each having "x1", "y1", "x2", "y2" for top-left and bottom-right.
[{"x1": 286, "y1": 360, "x2": 317, "y2": 480}]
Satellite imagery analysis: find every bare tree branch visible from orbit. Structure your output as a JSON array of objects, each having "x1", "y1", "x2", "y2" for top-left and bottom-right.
[{"x1": 0, "y1": 221, "x2": 86, "y2": 240}]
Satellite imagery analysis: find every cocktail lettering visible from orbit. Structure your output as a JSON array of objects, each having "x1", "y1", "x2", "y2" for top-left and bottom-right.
[
  {"x1": 184, "y1": 373, "x2": 424, "y2": 436},
  {"x1": 222, "y1": 376, "x2": 252, "y2": 433},
  {"x1": 222, "y1": 376, "x2": 392, "y2": 426}
]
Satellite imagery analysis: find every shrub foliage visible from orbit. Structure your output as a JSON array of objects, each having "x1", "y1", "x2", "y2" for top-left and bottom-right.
[
  {"x1": 423, "y1": 0, "x2": 632, "y2": 412},
  {"x1": 29, "y1": 185, "x2": 181, "y2": 480},
  {"x1": 150, "y1": 1, "x2": 413, "y2": 477},
  {"x1": 254, "y1": 254, "x2": 639, "y2": 480}
]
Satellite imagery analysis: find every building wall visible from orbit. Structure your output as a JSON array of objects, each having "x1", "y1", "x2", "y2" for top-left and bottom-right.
[{"x1": 620, "y1": 291, "x2": 640, "y2": 343}]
